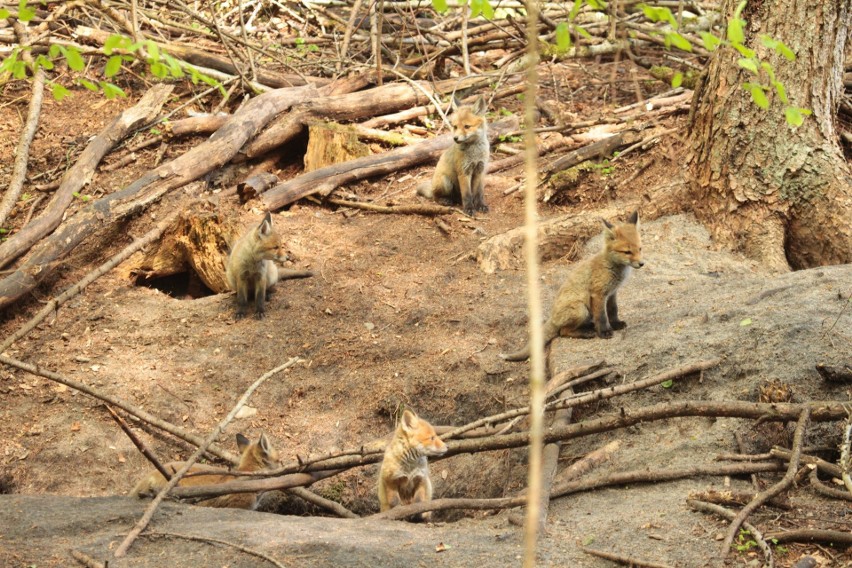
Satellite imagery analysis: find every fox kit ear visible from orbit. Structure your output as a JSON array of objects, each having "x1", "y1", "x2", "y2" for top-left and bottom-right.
[
  {"x1": 473, "y1": 95, "x2": 487, "y2": 115},
  {"x1": 401, "y1": 409, "x2": 419, "y2": 431},
  {"x1": 602, "y1": 218, "x2": 616, "y2": 240},
  {"x1": 627, "y1": 210, "x2": 639, "y2": 225},
  {"x1": 236, "y1": 433, "x2": 251, "y2": 453},
  {"x1": 258, "y1": 212, "x2": 273, "y2": 236},
  {"x1": 259, "y1": 432, "x2": 272, "y2": 456},
  {"x1": 451, "y1": 95, "x2": 462, "y2": 112}
]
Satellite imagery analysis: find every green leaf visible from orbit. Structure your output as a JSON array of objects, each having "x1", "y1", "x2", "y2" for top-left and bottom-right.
[
  {"x1": 104, "y1": 34, "x2": 126, "y2": 55},
  {"x1": 432, "y1": 0, "x2": 448, "y2": 12},
  {"x1": 772, "y1": 81, "x2": 788, "y2": 104},
  {"x1": 64, "y1": 47, "x2": 85, "y2": 71},
  {"x1": 146, "y1": 40, "x2": 160, "y2": 61},
  {"x1": 784, "y1": 107, "x2": 811, "y2": 128},
  {"x1": 104, "y1": 55, "x2": 122, "y2": 78},
  {"x1": 163, "y1": 54, "x2": 184, "y2": 78},
  {"x1": 35, "y1": 54, "x2": 54, "y2": 70},
  {"x1": 569, "y1": 0, "x2": 582, "y2": 19},
  {"x1": 576, "y1": 25, "x2": 592, "y2": 40},
  {"x1": 18, "y1": 0, "x2": 35, "y2": 22},
  {"x1": 12, "y1": 60, "x2": 27, "y2": 79},
  {"x1": 748, "y1": 85, "x2": 769, "y2": 109},
  {"x1": 775, "y1": 41, "x2": 795, "y2": 61},
  {"x1": 49, "y1": 44, "x2": 61, "y2": 58},
  {"x1": 555, "y1": 22, "x2": 572, "y2": 52},
  {"x1": 760, "y1": 62, "x2": 776, "y2": 82},
  {"x1": 51, "y1": 82, "x2": 71, "y2": 101},
  {"x1": 672, "y1": 72, "x2": 683, "y2": 88},
  {"x1": 78, "y1": 77, "x2": 99, "y2": 91},
  {"x1": 732, "y1": 43, "x2": 755, "y2": 59},
  {"x1": 661, "y1": 380, "x2": 674, "y2": 389},
  {"x1": 733, "y1": 0, "x2": 747, "y2": 19},
  {"x1": 149, "y1": 61, "x2": 167, "y2": 79},
  {"x1": 0, "y1": 8, "x2": 9, "y2": 18},
  {"x1": 726, "y1": 18, "x2": 744, "y2": 44},
  {"x1": 739, "y1": 317, "x2": 753, "y2": 326},
  {"x1": 100, "y1": 81, "x2": 127, "y2": 99},
  {"x1": 668, "y1": 32, "x2": 692, "y2": 52},
  {"x1": 586, "y1": 0, "x2": 607, "y2": 10},
  {"x1": 759, "y1": 35, "x2": 778, "y2": 50},
  {"x1": 737, "y1": 58, "x2": 759, "y2": 74}
]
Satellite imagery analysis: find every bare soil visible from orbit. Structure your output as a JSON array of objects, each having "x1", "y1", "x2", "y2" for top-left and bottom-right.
[{"x1": 0, "y1": 65, "x2": 850, "y2": 568}]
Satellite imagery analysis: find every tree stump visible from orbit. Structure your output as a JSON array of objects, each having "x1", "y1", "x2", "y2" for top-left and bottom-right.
[{"x1": 304, "y1": 121, "x2": 372, "y2": 172}]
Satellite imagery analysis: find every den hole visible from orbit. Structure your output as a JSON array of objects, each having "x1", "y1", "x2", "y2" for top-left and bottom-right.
[{"x1": 136, "y1": 270, "x2": 215, "y2": 299}]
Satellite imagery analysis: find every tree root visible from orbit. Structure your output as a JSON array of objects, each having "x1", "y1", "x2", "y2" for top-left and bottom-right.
[
  {"x1": 140, "y1": 531, "x2": 288, "y2": 568},
  {"x1": 580, "y1": 546, "x2": 674, "y2": 568},
  {"x1": 687, "y1": 499, "x2": 773, "y2": 568}
]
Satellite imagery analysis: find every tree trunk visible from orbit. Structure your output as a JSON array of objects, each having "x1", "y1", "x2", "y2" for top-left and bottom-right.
[{"x1": 687, "y1": 0, "x2": 852, "y2": 270}]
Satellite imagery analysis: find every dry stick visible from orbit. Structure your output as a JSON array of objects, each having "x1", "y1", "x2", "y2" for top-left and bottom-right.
[
  {"x1": 840, "y1": 410, "x2": 852, "y2": 495},
  {"x1": 141, "y1": 532, "x2": 287, "y2": 568},
  {"x1": 0, "y1": 22, "x2": 45, "y2": 229},
  {"x1": 687, "y1": 499, "x2": 773, "y2": 568},
  {"x1": 372, "y1": 461, "x2": 785, "y2": 521},
  {"x1": 520, "y1": 2, "x2": 546, "y2": 561},
  {"x1": 287, "y1": 486, "x2": 359, "y2": 519},
  {"x1": 69, "y1": 549, "x2": 106, "y2": 568},
  {"x1": 106, "y1": 404, "x2": 172, "y2": 482},
  {"x1": 443, "y1": 359, "x2": 718, "y2": 440},
  {"x1": 0, "y1": 207, "x2": 182, "y2": 353},
  {"x1": 326, "y1": 198, "x2": 458, "y2": 216},
  {"x1": 688, "y1": 489, "x2": 791, "y2": 510},
  {"x1": 113, "y1": 357, "x2": 300, "y2": 558},
  {"x1": 765, "y1": 528, "x2": 852, "y2": 545},
  {"x1": 580, "y1": 546, "x2": 673, "y2": 568},
  {"x1": 720, "y1": 409, "x2": 811, "y2": 559},
  {"x1": 0, "y1": 355, "x2": 239, "y2": 464},
  {"x1": 808, "y1": 466, "x2": 852, "y2": 501},
  {"x1": 337, "y1": 0, "x2": 365, "y2": 74},
  {"x1": 0, "y1": 83, "x2": 173, "y2": 270}
]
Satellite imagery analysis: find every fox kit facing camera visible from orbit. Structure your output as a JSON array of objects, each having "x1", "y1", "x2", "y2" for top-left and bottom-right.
[
  {"x1": 502, "y1": 210, "x2": 644, "y2": 362},
  {"x1": 131, "y1": 433, "x2": 279, "y2": 510},
  {"x1": 378, "y1": 410, "x2": 447, "y2": 522},
  {"x1": 417, "y1": 96, "x2": 489, "y2": 215},
  {"x1": 225, "y1": 212, "x2": 280, "y2": 319}
]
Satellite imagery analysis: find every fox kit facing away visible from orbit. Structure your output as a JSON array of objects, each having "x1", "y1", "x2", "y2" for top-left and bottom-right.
[
  {"x1": 225, "y1": 212, "x2": 281, "y2": 319},
  {"x1": 378, "y1": 409, "x2": 447, "y2": 521},
  {"x1": 417, "y1": 96, "x2": 490, "y2": 216},
  {"x1": 502, "y1": 210, "x2": 644, "y2": 361},
  {"x1": 131, "y1": 433, "x2": 279, "y2": 510}
]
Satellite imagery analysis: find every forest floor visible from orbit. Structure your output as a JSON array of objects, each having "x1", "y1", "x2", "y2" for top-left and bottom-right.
[{"x1": 0, "y1": 59, "x2": 850, "y2": 568}]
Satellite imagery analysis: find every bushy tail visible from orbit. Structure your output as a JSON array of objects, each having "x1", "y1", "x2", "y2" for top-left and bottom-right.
[{"x1": 500, "y1": 320, "x2": 560, "y2": 362}]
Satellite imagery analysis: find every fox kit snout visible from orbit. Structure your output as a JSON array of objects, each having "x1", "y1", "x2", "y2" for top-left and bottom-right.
[
  {"x1": 130, "y1": 432, "x2": 279, "y2": 510},
  {"x1": 502, "y1": 210, "x2": 643, "y2": 361},
  {"x1": 225, "y1": 212, "x2": 281, "y2": 319},
  {"x1": 417, "y1": 96, "x2": 490, "y2": 216},
  {"x1": 378, "y1": 409, "x2": 447, "y2": 522}
]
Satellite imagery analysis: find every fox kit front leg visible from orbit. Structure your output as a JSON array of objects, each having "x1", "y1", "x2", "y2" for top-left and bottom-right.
[
  {"x1": 607, "y1": 293, "x2": 626, "y2": 330},
  {"x1": 411, "y1": 476, "x2": 434, "y2": 522},
  {"x1": 469, "y1": 161, "x2": 488, "y2": 213}
]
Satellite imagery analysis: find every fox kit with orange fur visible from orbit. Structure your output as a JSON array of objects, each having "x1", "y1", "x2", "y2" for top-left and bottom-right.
[
  {"x1": 378, "y1": 409, "x2": 447, "y2": 521},
  {"x1": 417, "y1": 96, "x2": 489, "y2": 215},
  {"x1": 131, "y1": 433, "x2": 279, "y2": 510},
  {"x1": 226, "y1": 212, "x2": 280, "y2": 319},
  {"x1": 502, "y1": 210, "x2": 644, "y2": 361}
]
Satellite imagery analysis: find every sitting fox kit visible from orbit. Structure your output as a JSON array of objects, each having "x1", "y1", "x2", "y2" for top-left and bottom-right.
[
  {"x1": 502, "y1": 210, "x2": 644, "y2": 361},
  {"x1": 378, "y1": 409, "x2": 447, "y2": 521},
  {"x1": 226, "y1": 212, "x2": 280, "y2": 319},
  {"x1": 131, "y1": 433, "x2": 279, "y2": 510},
  {"x1": 417, "y1": 96, "x2": 490, "y2": 215}
]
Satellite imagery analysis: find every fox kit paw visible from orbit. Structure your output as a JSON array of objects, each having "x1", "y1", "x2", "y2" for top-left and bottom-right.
[
  {"x1": 597, "y1": 328, "x2": 614, "y2": 339},
  {"x1": 254, "y1": 311, "x2": 266, "y2": 320},
  {"x1": 610, "y1": 320, "x2": 627, "y2": 330}
]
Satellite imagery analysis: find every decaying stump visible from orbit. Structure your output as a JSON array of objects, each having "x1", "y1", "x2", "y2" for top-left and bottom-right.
[
  {"x1": 122, "y1": 209, "x2": 237, "y2": 294},
  {"x1": 304, "y1": 121, "x2": 372, "y2": 172}
]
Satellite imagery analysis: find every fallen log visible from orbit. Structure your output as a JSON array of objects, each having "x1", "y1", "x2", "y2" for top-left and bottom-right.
[
  {"x1": 0, "y1": 79, "x2": 360, "y2": 310},
  {"x1": 0, "y1": 83, "x2": 174, "y2": 270},
  {"x1": 262, "y1": 116, "x2": 519, "y2": 210}
]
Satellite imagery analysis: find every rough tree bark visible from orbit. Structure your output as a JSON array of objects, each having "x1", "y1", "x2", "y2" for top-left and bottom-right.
[{"x1": 687, "y1": 0, "x2": 852, "y2": 270}]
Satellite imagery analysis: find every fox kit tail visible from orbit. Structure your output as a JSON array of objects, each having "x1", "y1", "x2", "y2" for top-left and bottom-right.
[{"x1": 500, "y1": 320, "x2": 560, "y2": 361}]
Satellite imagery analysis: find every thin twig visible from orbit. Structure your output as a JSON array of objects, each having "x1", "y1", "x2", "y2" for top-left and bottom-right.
[
  {"x1": 114, "y1": 357, "x2": 301, "y2": 558},
  {"x1": 808, "y1": 466, "x2": 852, "y2": 501},
  {"x1": 287, "y1": 486, "x2": 359, "y2": 519},
  {"x1": 687, "y1": 499, "x2": 773, "y2": 568},
  {"x1": 70, "y1": 549, "x2": 105, "y2": 568},
  {"x1": 327, "y1": 198, "x2": 458, "y2": 216},
  {"x1": 765, "y1": 528, "x2": 852, "y2": 545},
  {"x1": 142, "y1": 531, "x2": 287, "y2": 568},
  {"x1": 580, "y1": 546, "x2": 674, "y2": 568},
  {"x1": 720, "y1": 409, "x2": 810, "y2": 559},
  {"x1": 105, "y1": 404, "x2": 172, "y2": 482}
]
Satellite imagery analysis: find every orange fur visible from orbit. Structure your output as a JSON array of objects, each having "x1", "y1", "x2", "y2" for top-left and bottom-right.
[{"x1": 225, "y1": 212, "x2": 281, "y2": 319}]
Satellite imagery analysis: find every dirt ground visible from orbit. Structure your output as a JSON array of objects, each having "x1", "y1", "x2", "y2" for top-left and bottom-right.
[{"x1": 1, "y1": 61, "x2": 851, "y2": 568}]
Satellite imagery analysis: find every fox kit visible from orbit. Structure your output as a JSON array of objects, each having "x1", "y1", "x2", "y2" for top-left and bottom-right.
[
  {"x1": 378, "y1": 409, "x2": 447, "y2": 521},
  {"x1": 131, "y1": 433, "x2": 279, "y2": 510},
  {"x1": 417, "y1": 96, "x2": 490, "y2": 215},
  {"x1": 502, "y1": 210, "x2": 644, "y2": 361},
  {"x1": 225, "y1": 212, "x2": 280, "y2": 319}
]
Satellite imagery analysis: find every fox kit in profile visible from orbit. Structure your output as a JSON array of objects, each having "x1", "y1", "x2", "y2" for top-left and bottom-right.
[
  {"x1": 225, "y1": 212, "x2": 280, "y2": 319},
  {"x1": 378, "y1": 409, "x2": 447, "y2": 522},
  {"x1": 417, "y1": 96, "x2": 490, "y2": 216},
  {"x1": 502, "y1": 210, "x2": 644, "y2": 361},
  {"x1": 131, "y1": 433, "x2": 279, "y2": 510}
]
